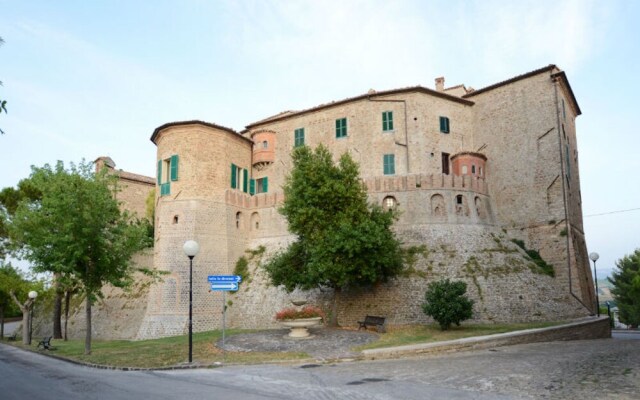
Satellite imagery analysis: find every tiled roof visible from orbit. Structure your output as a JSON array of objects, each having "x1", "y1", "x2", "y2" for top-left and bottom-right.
[{"x1": 117, "y1": 170, "x2": 155, "y2": 185}]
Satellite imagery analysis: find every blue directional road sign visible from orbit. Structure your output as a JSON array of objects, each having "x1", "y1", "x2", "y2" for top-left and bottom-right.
[{"x1": 208, "y1": 275, "x2": 241, "y2": 291}]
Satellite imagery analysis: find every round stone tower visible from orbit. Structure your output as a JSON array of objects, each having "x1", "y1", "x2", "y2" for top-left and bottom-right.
[{"x1": 137, "y1": 120, "x2": 253, "y2": 339}]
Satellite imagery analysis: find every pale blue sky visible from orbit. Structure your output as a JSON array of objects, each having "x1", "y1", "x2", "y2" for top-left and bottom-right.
[{"x1": 1, "y1": 0, "x2": 639, "y2": 277}]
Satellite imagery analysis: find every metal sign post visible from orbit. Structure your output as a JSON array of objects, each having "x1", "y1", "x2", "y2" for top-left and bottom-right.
[{"x1": 208, "y1": 275, "x2": 241, "y2": 364}]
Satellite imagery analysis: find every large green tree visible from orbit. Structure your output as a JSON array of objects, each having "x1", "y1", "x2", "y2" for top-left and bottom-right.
[
  {"x1": 8, "y1": 161, "x2": 150, "y2": 353},
  {"x1": 264, "y1": 145, "x2": 403, "y2": 326},
  {"x1": 609, "y1": 249, "x2": 640, "y2": 328}
]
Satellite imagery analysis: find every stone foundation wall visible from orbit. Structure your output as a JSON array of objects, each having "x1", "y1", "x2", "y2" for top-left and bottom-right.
[{"x1": 226, "y1": 224, "x2": 589, "y2": 330}]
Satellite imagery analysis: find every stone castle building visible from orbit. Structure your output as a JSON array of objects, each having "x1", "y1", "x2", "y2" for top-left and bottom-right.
[{"x1": 93, "y1": 64, "x2": 595, "y2": 340}]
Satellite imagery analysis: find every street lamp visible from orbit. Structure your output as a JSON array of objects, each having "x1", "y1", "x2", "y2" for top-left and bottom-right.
[
  {"x1": 589, "y1": 252, "x2": 600, "y2": 317},
  {"x1": 28, "y1": 291, "x2": 38, "y2": 345},
  {"x1": 183, "y1": 240, "x2": 200, "y2": 363}
]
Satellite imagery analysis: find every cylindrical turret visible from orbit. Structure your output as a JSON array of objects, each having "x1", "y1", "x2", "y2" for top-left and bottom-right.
[
  {"x1": 137, "y1": 120, "x2": 253, "y2": 339},
  {"x1": 451, "y1": 152, "x2": 487, "y2": 178}
]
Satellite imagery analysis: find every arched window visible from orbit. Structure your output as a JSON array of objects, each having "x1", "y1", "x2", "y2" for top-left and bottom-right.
[
  {"x1": 431, "y1": 194, "x2": 446, "y2": 216},
  {"x1": 173, "y1": 215, "x2": 179, "y2": 224},
  {"x1": 250, "y1": 212, "x2": 260, "y2": 230},
  {"x1": 462, "y1": 165, "x2": 468, "y2": 175},
  {"x1": 236, "y1": 212, "x2": 242, "y2": 229},
  {"x1": 383, "y1": 196, "x2": 397, "y2": 211},
  {"x1": 262, "y1": 140, "x2": 268, "y2": 149}
]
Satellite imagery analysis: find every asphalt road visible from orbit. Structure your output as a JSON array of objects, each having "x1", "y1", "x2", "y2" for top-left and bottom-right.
[{"x1": 1, "y1": 336, "x2": 638, "y2": 400}]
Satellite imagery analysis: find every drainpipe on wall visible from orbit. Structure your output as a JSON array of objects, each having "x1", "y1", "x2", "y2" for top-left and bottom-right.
[
  {"x1": 553, "y1": 75, "x2": 590, "y2": 312},
  {"x1": 367, "y1": 96, "x2": 410, "y2": 174}
]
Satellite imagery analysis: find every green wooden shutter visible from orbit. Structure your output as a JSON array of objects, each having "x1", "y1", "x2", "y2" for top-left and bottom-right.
[
  {"x1": 440, "y1": 116, "x2": 450, "y2": 133},
  {"x1": 383, "y1": 154, "x2": 395, "y2": 175},
  {"x1": 170, "y1": 155, "x2": 179, "y2": 181},
  {"x1": 157, "y1": 160, "x2": 162, "y2": 184},
  {"x1": 249, "y1": 179, "x2": 255, "y2": 195},
  {"x1": 263, "y1": 177, "x2": 268, "y2": 193},
  {"x1": 230, "y1": 164, "x2": 237, "y2": 189},
  {"x1": 383, "y1": 112, "x2": 393, "y2": 131},
  {"x1": 243, "y1": 169, "x2": 248, "y2": 193}
]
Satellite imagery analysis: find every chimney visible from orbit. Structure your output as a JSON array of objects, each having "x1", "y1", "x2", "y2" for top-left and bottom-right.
[
  {"x1": 94, "y1": 156, "x2": 116, "y2": 173},
  {"x1": 435, "y1": 77, "x2": 445, "y2": 92}
]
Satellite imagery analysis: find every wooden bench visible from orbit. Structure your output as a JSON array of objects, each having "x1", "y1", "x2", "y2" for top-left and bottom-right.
[
  {"x1": 357, "y1": 316, "x2": 386, "y2": 333},
  {"x1": 37, "y1": 336, "x2": 53, "y2": 350}
]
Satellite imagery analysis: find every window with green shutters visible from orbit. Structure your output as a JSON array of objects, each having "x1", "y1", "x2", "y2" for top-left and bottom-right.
[
  {"x1": 439, "y1": 116, "x2": 450, "y2": 133},
  {"x1": 335, "y1": 118, "x2": 347, "y2": 138},
  {"x1": 294, "y1": 128, "x2": 305, "y2": 147},
  {"x1": 382, "y1": 111, "x2": 394, "y2": 131},
  {"x1": 231, "y1": 164, "x2": 251, "y2": 191},
  {"x1": 249, "y1": 179, "x2": 256, "y2": 195},
  {"x1": 383, "y1": 154, "x2": 395, "y2": 175},
  {"x1": 256, "y1": 177, "x2": 268, "y2": 193},
  {"x1": 158, "y1": 155, "x2": 179, "y2": 196}
]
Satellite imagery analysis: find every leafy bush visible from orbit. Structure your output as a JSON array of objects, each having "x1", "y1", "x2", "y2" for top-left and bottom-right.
[
  {"x1": 233, "y1": 256, "x2": 250, "y2": 283},
  {"x1": 422, "y1": 279, "x2": 474, "y2": 330}
]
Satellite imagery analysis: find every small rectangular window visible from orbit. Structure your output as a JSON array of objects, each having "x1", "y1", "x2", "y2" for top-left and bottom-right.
[
  {"x1": 439, "y1": 116, "x2": 450, "y2": 133},
  {"x1": 382, "y1": 111, "x2": 394, "y2": 132},
  {"x1": 562, "y1": 99, "x2": 566, "y2": 121},
  {"x1": 383, "y1": 154, "x2": 395, "y2": 175},
  {"x1": 294, "y1": 128, "x2": 305, "y2": 147},
  {"x1": 335, "y1": 118, "x2": 347, "y2": 138}
]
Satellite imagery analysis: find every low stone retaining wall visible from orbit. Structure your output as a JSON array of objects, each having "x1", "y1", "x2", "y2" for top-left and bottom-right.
[{"x1": 362, "y1": 316, "x2": 611, "y2": 359}]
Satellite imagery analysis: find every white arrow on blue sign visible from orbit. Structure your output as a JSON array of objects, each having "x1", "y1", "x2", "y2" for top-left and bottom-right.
[
  {"x1": 208, "y1": 275, "x2": 242, "y2": 283},
  {"x1": 210, "y1": 282, "x2": 239, "y2": 291}
]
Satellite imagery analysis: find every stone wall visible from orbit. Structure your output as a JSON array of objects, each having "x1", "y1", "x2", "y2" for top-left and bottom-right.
[
  {"x1": 40, "y1": 250, "x2": 154, "y2": 340},
  {"x1": 226, "y1": 224, "x2": 588, "y2": 330}
]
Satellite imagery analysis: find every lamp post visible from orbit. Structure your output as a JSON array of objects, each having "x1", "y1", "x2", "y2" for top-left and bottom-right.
[
  {"x1": 183, "y1": 240, "x2": 200, "y2": 363},
  {"x1": 589, "y1": 252, "x2": 600, "y2": 317},
  {"x1": 28, "y1": 291, "x2": 38, "y2": 345}
]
